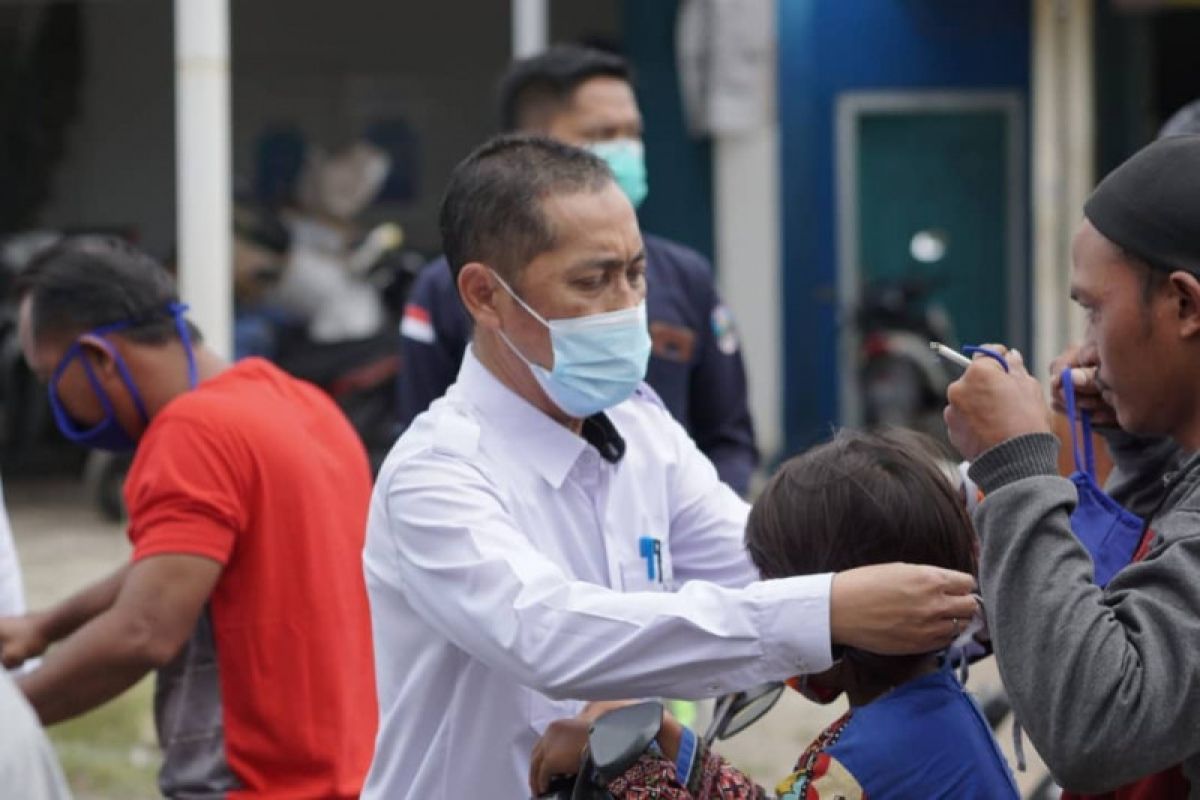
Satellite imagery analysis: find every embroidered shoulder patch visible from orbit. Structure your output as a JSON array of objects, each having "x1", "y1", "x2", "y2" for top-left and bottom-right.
[{"x1": 710, "y1": 304, "x2": 740, "y2": 355}]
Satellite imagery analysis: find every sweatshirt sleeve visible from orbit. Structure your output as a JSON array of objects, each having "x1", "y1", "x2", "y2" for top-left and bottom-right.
[{"x1": 969, "y1": 433, "x2": 1200, "y2": 793}]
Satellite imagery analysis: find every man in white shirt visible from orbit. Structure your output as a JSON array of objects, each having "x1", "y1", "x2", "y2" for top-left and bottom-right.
[
  {"x1": 0, "y1": 668, "x2": 72, "y2": 799},
  {"x1": 0, "y1": 479, "x2": 28, "y2": 620},
  {"x1": 362, "y1": 135, "x2": 977, "y2": 798},
  {"x1": 0, "y1": 485, "x2": 69, "y2": 799}
]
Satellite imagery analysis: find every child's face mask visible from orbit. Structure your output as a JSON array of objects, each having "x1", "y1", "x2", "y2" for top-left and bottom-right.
[{"x1": 786, "y1": 666, "x2": 843, "y2": 705}]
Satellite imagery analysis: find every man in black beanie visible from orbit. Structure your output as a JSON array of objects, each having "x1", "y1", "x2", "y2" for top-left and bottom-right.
[{"x1": 944, "y1": 134, "x2": 1200, "y2": 798}]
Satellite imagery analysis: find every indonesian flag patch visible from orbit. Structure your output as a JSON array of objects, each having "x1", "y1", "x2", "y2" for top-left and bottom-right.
[{"x1": 400, "y1": 303, "x2": 436, "y2": 344}]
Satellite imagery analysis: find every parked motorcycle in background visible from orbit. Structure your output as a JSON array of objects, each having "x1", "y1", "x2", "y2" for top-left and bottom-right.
[{"x1": 856, "y1": 270, "x2": 957, "y2": 449}]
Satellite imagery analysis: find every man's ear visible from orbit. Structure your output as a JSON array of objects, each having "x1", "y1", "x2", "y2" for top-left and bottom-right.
[
  {"x1": 1170, "y1": 271, "x2": 1200, "y2": 339},
  {"x1": 458, "y1": 262, "x2": 504, "y2": 331},
  {"x1": 76, "y1": 334, "x2": 119, "y2": 378}
]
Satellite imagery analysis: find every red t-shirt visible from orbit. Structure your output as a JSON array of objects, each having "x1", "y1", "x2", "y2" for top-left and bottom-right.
[{"x1": 125, "y1": 358, "x2": 377, "y2": 798}]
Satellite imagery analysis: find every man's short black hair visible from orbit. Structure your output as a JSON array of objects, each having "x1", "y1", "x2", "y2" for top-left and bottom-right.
[
  {"x1": 439, "y1": 133, "x2": 614, "y2": 288},
  {"x1": 19, "y1": 236, "x2": 202, "y2": 345},
  {"x1": 499, "y1": 44, "x2": 632, "y2": 133}
]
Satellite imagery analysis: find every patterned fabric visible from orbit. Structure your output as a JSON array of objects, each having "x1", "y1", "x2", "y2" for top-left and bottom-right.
[
  {"x1": 608, "y1": 748, "x2": 768, "y2": 799},
  {"x1": 775, "y1": 712, "x2": 865, "y2": 800},
  {"x1": 606, "y1": 714, "x2": 864, "y2": 800}
]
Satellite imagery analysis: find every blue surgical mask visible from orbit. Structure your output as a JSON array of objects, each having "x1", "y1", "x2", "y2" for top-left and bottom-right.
[
  {"x1": 491, "y1": 272, "x2": 651, "y2": 418},
  {"x1": 1061, "y1": 368, "x2": 1145, "y2": 587},
  {"x1": 49, "y1": 303, "x2": 199, "y2": 452},
  {"x1": 586, "y1": 138, "x2": 648, "y2": 209}
]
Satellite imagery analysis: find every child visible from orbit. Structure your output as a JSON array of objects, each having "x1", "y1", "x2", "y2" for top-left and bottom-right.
[{"x1": 531, "y1": 429, "x2": 1019, "y2": 799}]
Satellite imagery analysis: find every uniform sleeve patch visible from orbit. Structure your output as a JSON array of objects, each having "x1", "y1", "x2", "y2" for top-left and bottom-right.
[
  {"x1": 649, "y1": 321, "x2": 696, "y2": 363},
  {"x1": 400, "y1": 303, "x2": 436, "y2": 344},
  {"x1": 710, "y1": 304, "x2": 740, "y2": 355}
]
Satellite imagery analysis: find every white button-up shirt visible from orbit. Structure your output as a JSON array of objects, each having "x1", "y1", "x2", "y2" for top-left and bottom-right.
[
  {"x1": 362, "y1": 349, "x2": 832, "y2": 799},
  {"x1": 0, "y1": 479, "x2": 27, "y2": 620}
]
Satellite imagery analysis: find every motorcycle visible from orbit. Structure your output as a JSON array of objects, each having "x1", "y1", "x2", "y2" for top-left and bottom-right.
[
  {"x1": 537, "y1": 682, "x2": 785, "y2": 799},
  {"x1": 856, "y1": 274, "x2": 957, "y2": 447}
]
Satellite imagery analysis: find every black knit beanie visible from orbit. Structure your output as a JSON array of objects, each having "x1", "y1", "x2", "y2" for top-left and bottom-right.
[{"x1": 1084, "y1": 134, "x2": 1200, "y2": 274}]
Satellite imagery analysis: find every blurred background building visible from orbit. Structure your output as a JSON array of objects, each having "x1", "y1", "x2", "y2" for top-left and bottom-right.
[{"x1": 0, "y1": 0, "x2": 1198, "y2": 470}]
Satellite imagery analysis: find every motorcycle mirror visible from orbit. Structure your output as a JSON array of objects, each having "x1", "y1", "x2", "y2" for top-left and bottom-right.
[
  {"x1": 703, "y1": 682, "x2": 786, "y2": 745},
  {"x1": 588, "y1": 700, "x2": 664, "y2": 784}
]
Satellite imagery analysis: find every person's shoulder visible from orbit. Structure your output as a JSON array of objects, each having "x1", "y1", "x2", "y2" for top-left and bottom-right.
[
  {"x1": 149, "y1": 360, "x2": 314, "y2": 438},
  {"x1": 608, "y1": 383, "x2": 681, "y2": 440},
  {"x1": 1148, "y1": 454, "x2": 1200, "y2": 536},
  {"x1": 644, "y1": 233, "x2": 716, "y2": 286},
  {"x1": 412, "y1": 255, "x2": 456, "y2": 298},
  {"x1": 390, "y1": 392, "x2": 485, "y2": 464},
  {"x1": 375, "y1": 396, "x2": 499, "y2": 497}
]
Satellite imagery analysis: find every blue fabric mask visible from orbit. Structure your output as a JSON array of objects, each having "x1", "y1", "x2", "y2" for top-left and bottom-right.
[
  {"x1": 1061, "y1": 368, "x2": 1144, "y2": 587},
  {"x1": 49, "y1": 303, "x2": 199, "y2": 452},
  {"x1": 586, "y1": 138, "x2": 649, "y2": 210},
  {"x1": 492, "y1": 273, "x2": 651, "y2": 418}
]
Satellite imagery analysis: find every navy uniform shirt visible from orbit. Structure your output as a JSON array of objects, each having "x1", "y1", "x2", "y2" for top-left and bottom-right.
[{"x1": 398, "y1": 233, "x2": 759, "y2": 494}]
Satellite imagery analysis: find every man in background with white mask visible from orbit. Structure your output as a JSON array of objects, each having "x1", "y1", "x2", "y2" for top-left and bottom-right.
[
  {"x1": 398, "y1": 45, "x2": 759, "y2": 495},
  {"x1": 362, "y1": 135, "x2": 978, "y2": 798}
]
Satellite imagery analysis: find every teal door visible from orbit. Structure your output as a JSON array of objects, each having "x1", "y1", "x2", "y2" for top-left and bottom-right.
[{"x1": 852, "y1": 104, "x2": 1019, "y2": 348}]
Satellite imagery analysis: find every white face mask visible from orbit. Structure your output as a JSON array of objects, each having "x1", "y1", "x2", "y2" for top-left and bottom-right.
[{"x1": 491, "y1": 271, "x2": 651, "y2": 418}]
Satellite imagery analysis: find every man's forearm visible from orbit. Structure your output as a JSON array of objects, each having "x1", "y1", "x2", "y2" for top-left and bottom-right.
[
  {"x1": 35, "y1": 564, "x2": 128, "y2": 644},
  {"x1": 19, "y1": 602, "x2": 159, "y2": 725}
]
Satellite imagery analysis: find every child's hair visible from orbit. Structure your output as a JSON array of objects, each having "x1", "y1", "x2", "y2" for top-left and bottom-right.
[
  {"x1": 746, "y1": 428, "x2": 976, "y2": 676},
  {"x1": 746, "y1": 428, "x2": 976, "y2": 581}
]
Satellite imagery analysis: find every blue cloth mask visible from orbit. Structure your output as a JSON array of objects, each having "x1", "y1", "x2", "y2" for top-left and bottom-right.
[
  {"x1": 586, "y1": 138, "x2": 649, "y2": 210},
  {"x1": 49, "y1": 303, "x2": 199, "y2": 452},
  {"x1": 1061, "y1": 368, "x2": 1144, "y2": 587},
  {"x1": 492, "y1": 272, "x2": 651, "y2": 418}
]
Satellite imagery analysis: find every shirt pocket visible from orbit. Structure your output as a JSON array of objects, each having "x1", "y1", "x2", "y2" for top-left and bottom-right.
[{"x1": 618, "y1": 535, "x2": 676, "y2": 592}]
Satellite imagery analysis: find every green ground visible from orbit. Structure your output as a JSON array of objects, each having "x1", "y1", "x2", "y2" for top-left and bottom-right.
[{"x1": 46, "y1": 678, "x2": 160, "y2": 800}]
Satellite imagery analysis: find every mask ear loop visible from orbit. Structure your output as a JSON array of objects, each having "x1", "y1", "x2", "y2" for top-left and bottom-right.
[
  {"x1": 489, "y1": 270, "x2": 551, "y2": 329},
  {"x1": 57, "y1": 331, "x2": 152, "y2": 429},
  {"x1": 168, "y1": 302, "x2": 199, "y2": 388},
  {"x1": 47, "y1": 342, "x2": 117, "y2": 438}
]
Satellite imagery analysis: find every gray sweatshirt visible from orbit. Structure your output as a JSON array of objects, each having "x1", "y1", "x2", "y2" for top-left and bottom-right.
[{"x1": 969, "y1": 431, "x2": 1200, "y2": 795}]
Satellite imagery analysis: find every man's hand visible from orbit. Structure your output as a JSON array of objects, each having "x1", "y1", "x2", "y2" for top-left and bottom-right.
[
  {"x1": 530, "y1": 717, "x2": 590, "y2": 796},
  {"x1": 945, "y1": 347, "x2": 1052, "y2": 461},
  {"x1": 0, "y1": 613, "x2": 49, "y2": 669},
  {"x1": 830, "y1": 563, "x2": 978, "y2": 654},
  {"x1": 1048, "y1": 344, "x2": 1118, "y2": 428},
  {"x1": 19, "y1": 554, "x2": 221, "y2": 724}
]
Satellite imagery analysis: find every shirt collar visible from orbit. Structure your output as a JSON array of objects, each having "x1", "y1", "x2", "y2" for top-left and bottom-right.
[{"x1": 455, "y1": 346, "x2": 589, "y2": 489}]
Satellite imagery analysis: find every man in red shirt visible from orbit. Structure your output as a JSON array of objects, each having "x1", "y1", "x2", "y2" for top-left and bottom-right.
[{"x1": 0, "y1": 237, "x2": 377, "y2": 798}]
